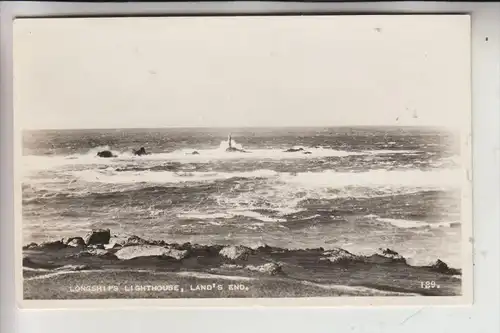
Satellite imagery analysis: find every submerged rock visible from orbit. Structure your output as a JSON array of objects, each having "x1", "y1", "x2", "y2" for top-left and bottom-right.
[
  {"x1": 84, "y1": 229, "x2": 111, "y2": 246},
  {"x1": 226, "y1": 147, "x2": 247, "y2": 153},
  {"x1": 114, "y1": 245, "x2": 188, "y2": 260},
  {"x1": 284, "y1": 148, "x2": 304, "y2": 153},
  {"x1": 219, "y1": 245, "x2": 251, "y2": 260}
]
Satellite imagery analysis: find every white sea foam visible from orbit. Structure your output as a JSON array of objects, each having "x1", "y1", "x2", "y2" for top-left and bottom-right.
[
  {"x1": 366, "y1": 215, "x2": 459, "y2": 229},
  {"x1": 280, "y1": 168, "x2": 462, "y2": 189},
  {"x1": 178, "y1": 210, "x2": 286, "y2": 223},
  {"x1": 70, "y1": 167, "x2": 462, "y2": 191}
]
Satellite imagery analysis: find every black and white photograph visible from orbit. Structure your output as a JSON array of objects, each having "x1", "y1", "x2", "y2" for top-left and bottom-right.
[{"x1": 15, "y1": 15, "x2": 472, "y2": 304}]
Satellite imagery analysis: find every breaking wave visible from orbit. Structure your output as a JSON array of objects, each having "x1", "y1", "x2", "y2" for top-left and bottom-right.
[{"x1": 22, "y1": 139, "x2": 432, "y2": 173}]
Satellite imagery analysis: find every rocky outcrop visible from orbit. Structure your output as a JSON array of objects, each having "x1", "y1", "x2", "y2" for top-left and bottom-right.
[
  {"x1": 84, "y1": 229, "x2": 111, "y2": 246},
  {"x1": 245, "y1": 262, "x2": 283, "y2": 275},
  {"x1": 38, "y1": 240, "x2": 67, "y2": 250},
  {"x1": 219, "y1": 245, "x2": 251, "y2": 260},
  {"x1": 114, "y1": 245, "x2": 188, "y2": 260},
  {"x1": 64, "y1": 237, "x2": 86, "y2": 248},
  {"x1": 22, "y1": 229, "x2": 461, "y2": 296}
]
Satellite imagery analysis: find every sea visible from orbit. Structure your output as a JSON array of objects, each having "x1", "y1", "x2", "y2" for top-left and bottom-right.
[{"x1": 22, "y1": 127, "x2": 464, "y2": 268}]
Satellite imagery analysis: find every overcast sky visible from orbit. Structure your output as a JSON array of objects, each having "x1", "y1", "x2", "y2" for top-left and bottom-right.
[{"x1": 14, "y1": 15, "x2": 470, "y2": 130}]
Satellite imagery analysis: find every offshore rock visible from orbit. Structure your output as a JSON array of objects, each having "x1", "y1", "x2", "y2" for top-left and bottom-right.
[{"x1": 97, "y1": 150, "x2": 116, "y2": 158}]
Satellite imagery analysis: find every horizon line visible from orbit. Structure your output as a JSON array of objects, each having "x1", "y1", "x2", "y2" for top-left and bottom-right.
[{"x1": 22, "y1": 124, "x2": 452, "y2": 131}]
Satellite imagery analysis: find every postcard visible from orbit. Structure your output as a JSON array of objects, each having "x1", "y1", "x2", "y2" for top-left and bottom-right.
[{"x1": 14, "y1": 15, "x2": 472, "y2": 307}]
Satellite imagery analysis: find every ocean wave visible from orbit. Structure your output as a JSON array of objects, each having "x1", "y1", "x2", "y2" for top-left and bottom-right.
[{"x1": 72, "y1": 169, "x2": 280, "y2": 184}]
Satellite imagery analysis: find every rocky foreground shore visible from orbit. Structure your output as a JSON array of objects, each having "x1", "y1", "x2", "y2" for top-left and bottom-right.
[{"x1": 22, "y1": 229, "x2": 462, "y2": 300}]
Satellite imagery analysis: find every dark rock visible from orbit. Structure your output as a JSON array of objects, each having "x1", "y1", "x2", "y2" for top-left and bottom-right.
[
  {"x1": 191, "y1": 151, "x2": 200, "y2": 155},
  {"x1": 97, "y1": 150, "x2": 116, "y2": 158},
  {"x1": 429, "y1": 259, "x2": 449, "y2": 272},
  {"x1": 303, "y1": 151, "x2": 312, "y2": 155},
  {"x1": 284, "y1": 148, "x2": 304, "y2": 153},
  {"x1": 133, "y1": 147, "x2": 150, "y2": 156},
  {"x1": 84, "y1": 229, "x2": 111, "y2": 246}
]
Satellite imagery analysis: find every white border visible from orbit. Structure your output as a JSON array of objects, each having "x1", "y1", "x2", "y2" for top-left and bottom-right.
[
  {"x1": 1, "y1": 1, "x2": 499, "y2": 332},
  {"x1": 13, "y1": 13, "x2": 473, "y2": 310}
]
